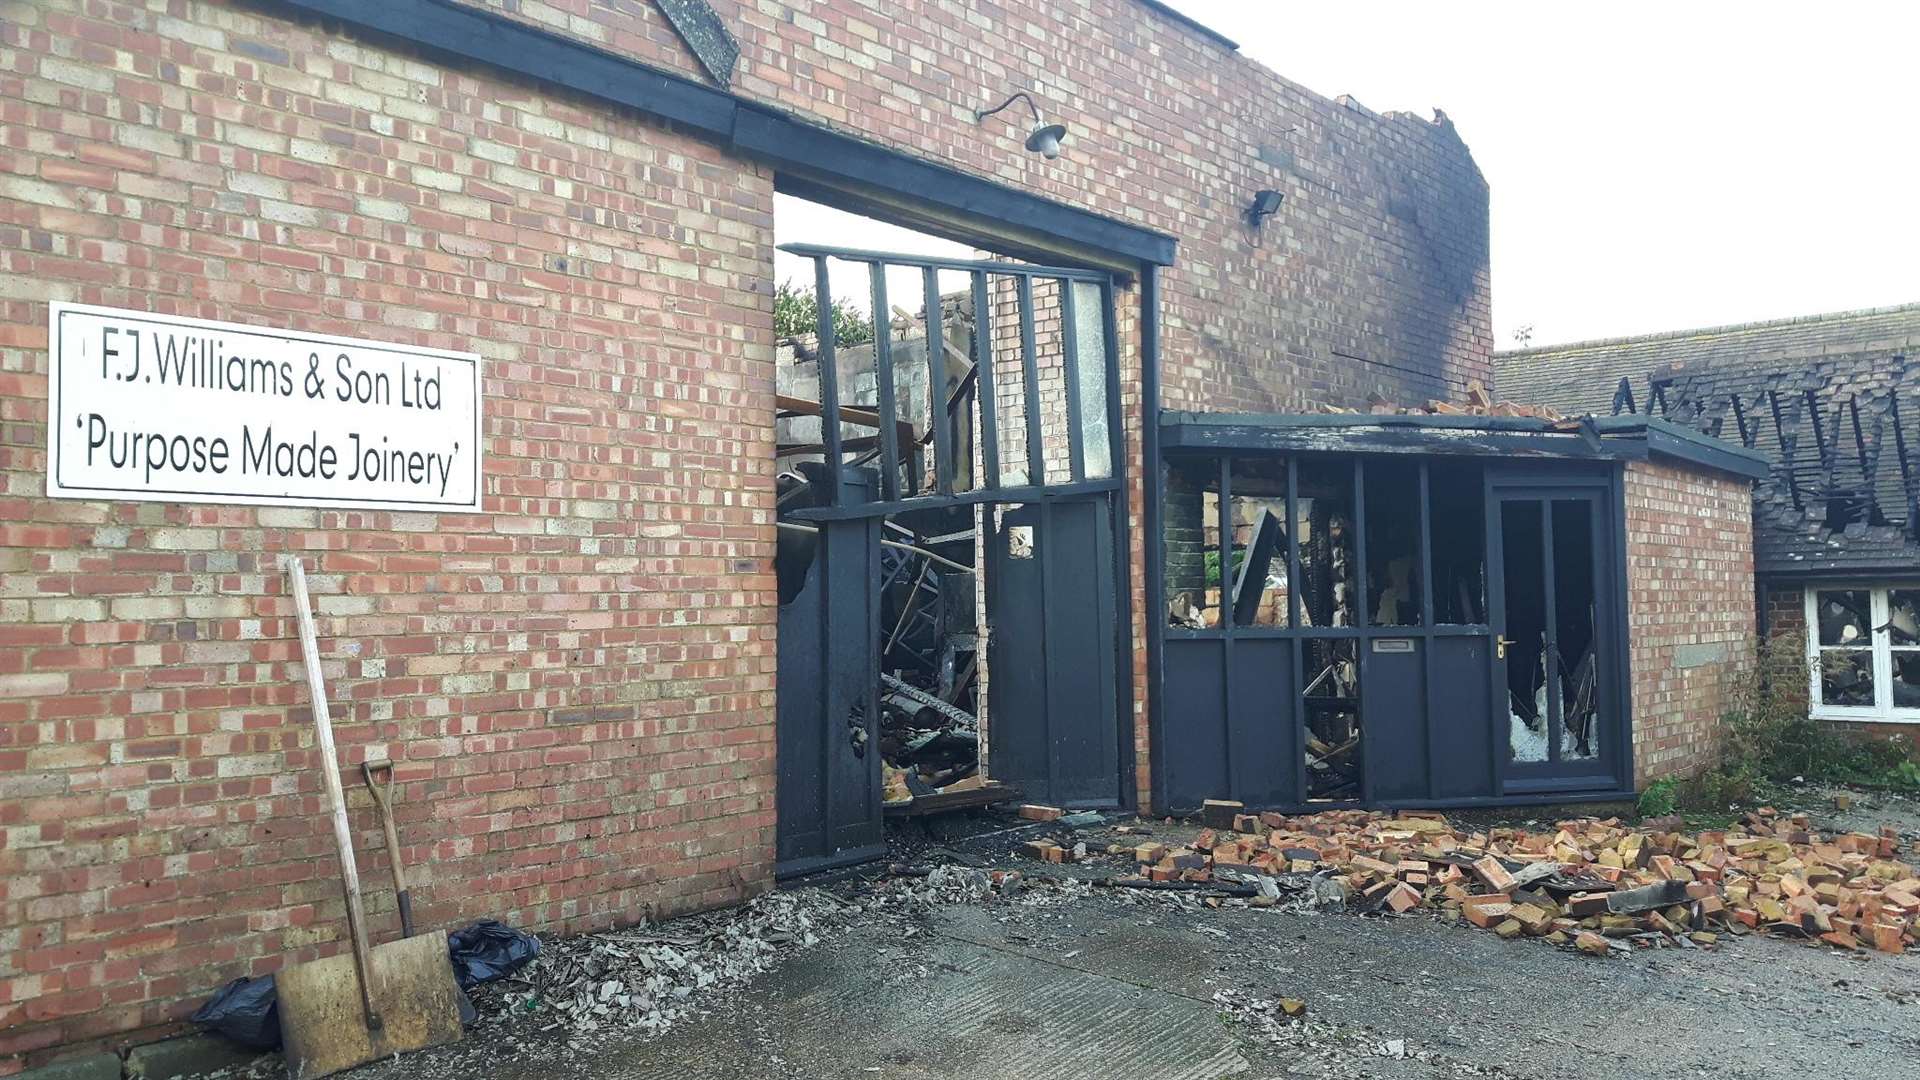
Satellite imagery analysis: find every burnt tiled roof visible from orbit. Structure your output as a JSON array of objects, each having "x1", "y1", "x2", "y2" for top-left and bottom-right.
[
  {"x1": 1494, "y1": 303, "x2": 1920, "y2": 417},
  {"x1": 1495, "y1": 305, "x2": 1920, "y2": 580}
]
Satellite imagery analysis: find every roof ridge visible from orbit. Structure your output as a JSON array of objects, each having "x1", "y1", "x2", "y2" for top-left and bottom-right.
[{"x1": 1494, "y1": 300, "x2": 1920, "y2": 359}]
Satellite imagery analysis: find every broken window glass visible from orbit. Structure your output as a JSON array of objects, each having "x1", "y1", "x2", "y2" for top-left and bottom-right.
[
  {"x1": 1819, "y1": 650, "x2": 1876, "y2": 708},
  {"x1": 1888, "y1": 589, "x2": 1919, "y2": 647},
  {"x1": 1891, "y1": 589, "x2": 1920, "y2": 709},
  {"x1": 1811, "y1": 589, "x2": 1878, "y2": 711},
  {"x1": 1428, "y1": 461, "x2": 1485, "y2": 624},
  {"x1": 1501, "y1": 501, "x2": 1549, "y2": 763},
  {"x1": 1552, "y1": 499, "x2": 1599, "y2": 762},
  {"x1": 1294, "y1": 460, "x2": 1355, "y2": 629},
  {"x1": 1893, "y1": 652, "x2": 1920, "y2": 709},
  {"x1": 1363, "y1": 460, "x2": 1421, "y2": 627},
  {"x1": 1228, "y1": 457, "x2": 1290, "y2": 627},
  {"x1": 1070, "y1": 280, "x2": 1112, "y2": 480},
  {"x1": 1816, "y1": 590, "x2": 1871, "y2": 647},
  {"x1": 1164, "y1": 457, "x2": 1221, "y2": 628},
  {"x1": 1302, "y1": 638, "x2": 1360, "y2": 800}
]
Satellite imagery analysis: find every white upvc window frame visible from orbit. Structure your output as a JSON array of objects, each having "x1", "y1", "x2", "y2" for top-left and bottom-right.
[{"x1": 1804, "y1": 584, "x2": 1920, "y2": 723}]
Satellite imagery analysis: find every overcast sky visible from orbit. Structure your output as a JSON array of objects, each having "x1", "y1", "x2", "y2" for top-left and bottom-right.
[{"x1": 778, "y1": 2, "x2": 1920, "y2": 349}]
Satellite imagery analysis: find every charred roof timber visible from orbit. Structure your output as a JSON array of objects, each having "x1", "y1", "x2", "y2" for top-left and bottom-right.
[
  {"x1": 1615, "y1": 355, "x2": 1920, "y2": 576},
  {"x1": 1493, "y1": 303, "x2": 1920, "y2": 578}
]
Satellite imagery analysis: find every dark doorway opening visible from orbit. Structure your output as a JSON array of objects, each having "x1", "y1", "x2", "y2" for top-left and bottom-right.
[
  {"x1": 771, "y1": 206, "x2": 1133, "y2": 877},
  {"x1": 1490, "y1": 483, "x2": 1616, "y2": 791}
]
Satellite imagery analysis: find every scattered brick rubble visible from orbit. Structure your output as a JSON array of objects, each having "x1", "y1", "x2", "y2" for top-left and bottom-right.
[
  {"x1": 1018, "y1": 801, "x2": 1918, "y2": 957},
  {"x1": 1311, "y1": 380, "x2": 1571, "y2": 422}
]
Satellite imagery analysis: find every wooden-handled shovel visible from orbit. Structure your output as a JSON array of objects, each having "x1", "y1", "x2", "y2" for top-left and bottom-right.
[
  {"x1": 361, "y1": 757, "x2": 414, "y2": 938},
  {"x1": 275, "y1": 557, "x2": 462, "y2": 1080}
]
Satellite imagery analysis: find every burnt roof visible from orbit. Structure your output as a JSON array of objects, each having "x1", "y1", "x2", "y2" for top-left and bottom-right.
[
  {"x1": 1494, "y1": 305, "x2": 1920, "y2": 581},
  {"x1": 1494, "y1": 303, "x2": 1920, "y2": 417}
]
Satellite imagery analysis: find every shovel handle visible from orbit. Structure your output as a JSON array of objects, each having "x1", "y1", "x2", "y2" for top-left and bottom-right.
[
  {"x1": 361, "y1": 760, "x2": 414, "y2": 938},
  {"x1": 289, "y1": 558, "x2": 383, "y2": 1032}
]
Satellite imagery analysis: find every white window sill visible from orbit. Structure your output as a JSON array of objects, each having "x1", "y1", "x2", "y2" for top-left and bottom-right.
[{"x1": 1810, "y1": 707, "x2": 1920, "y2": 725}]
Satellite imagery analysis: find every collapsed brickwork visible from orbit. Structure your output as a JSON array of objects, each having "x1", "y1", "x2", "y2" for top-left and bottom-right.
[
  {"x1": 1622, "y1": 460, "x2": 1757, "y2": 785},
  {"x1": 0, "y1": 0, "x2": 1491, "y2": 1064}
]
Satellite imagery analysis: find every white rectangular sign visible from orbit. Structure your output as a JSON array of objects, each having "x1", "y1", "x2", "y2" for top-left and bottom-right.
[{"x1": 47, "y1": 304, "x2": 482, "y2": 512}]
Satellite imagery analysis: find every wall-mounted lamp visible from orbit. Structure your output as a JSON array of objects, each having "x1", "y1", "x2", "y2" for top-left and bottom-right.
[
  {"x1": 1247, "y1": 189, "x2": 1284, "y2": 227},
  {"x1": 975, "y1": 91, "x2": 1068, "y2": 160}
]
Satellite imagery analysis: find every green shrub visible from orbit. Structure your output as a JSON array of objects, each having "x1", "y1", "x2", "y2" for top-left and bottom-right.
[
  {"x1": 1636, "y1": 777, "x2": 1677, "y2": 819},
  {"x1": 1713, "y1": 633, "x2": 1919, "y2": 790},
  {"x1": 1676, "y1": 765, "x2": 1756, "y2": 810}
]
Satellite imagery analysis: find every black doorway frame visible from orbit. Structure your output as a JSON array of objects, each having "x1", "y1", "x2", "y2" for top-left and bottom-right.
[
  {"x1": 1484, "y1": 470, "x2": 1632, "y2": 796},
  {"x1": 773, "y1": 244, "x2": 1139, "y2": 876}
]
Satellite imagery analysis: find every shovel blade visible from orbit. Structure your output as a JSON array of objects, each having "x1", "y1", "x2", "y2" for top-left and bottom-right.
[{"x1": 277, "y1": 930, "x2": 463, "y2": 1080}]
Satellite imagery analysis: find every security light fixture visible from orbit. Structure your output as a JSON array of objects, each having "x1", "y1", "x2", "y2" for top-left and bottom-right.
[
  {"x1": 1247, "y1": 189, "x2": 1284, "y2": 227},
  {"x1": 975, "y1": 91, "x2": 1068, "y2": 160}
]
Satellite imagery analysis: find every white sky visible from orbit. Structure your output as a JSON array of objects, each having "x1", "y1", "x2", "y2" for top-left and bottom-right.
[{"x1": 777, "y1": 2, "x2": 1920, "y2": 349}]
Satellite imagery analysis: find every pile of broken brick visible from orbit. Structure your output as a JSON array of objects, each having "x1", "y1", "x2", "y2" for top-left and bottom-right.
[
  {"x1": 1310, "y1": 380, "x2": 1570, "y2": 422},
  {"x1": 1020, "y1": 801, "x2": 1917, "y2": 957}
]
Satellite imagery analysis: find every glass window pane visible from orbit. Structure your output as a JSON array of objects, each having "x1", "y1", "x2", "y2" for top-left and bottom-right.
[
  {"x1": 1888, "y1": 589, "x2": 1919, "y2": 647},
  {"x1": 1816, "y1": 590, "x2": 1871, "y2": 647},
  {"x1": 1819, "y1": 650, "x2": 1876, "y2": 707},
  {"x1": 1429, "y1": 461, "x2": 1485, "y2": 624},
  {"x1": 1070, "y1": 280, "x2": 1112, "y2": 480},
  {"x1": 1228, "y1": 457, "x2": 1290, "y2": 627},
  {"x1": 1893, "y1": 652, "x2": 1920, "y2": 709},
  {"x1": 1295, "y1": 460, "x2": 1356, "y2": 628},
  {"x1": 1364, "y1": 460, "x2": 1421, "y2": 626},
  {"x1": 1164, "y1": 457, "x2": 1221, "y2": 628},
  {"x1": 1552, "y1": 500, "x2": 1599, "y2": 761}
]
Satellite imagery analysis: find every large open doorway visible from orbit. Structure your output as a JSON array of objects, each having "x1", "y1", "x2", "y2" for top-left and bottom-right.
[{"x1": 771, "y1": 197, "x2": 1132, "y2": 877}]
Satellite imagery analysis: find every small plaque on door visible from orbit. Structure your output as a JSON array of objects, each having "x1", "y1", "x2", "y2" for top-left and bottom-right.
[{"x1": 1372, "y1": 638, "x2": 1415, "y2": 653}]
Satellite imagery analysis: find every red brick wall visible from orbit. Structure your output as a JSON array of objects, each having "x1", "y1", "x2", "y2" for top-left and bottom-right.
[
  {"x1": 0, "y1": 0, "x2": 776, "y2": 1065},
  {"x1": 1624, "y1": 461, "x2": 1756, "y2": 786},
  {"x1": 0, "y1": 0, "x2": 1493, "y2": 1063},
  {"x1": 452, "y1": 0, "x2": 1493, "y2": 413}
]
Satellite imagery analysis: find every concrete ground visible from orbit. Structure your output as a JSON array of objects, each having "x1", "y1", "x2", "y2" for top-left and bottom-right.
[{"x1": 321, "y1": 805, "x2": 1920, "y2": 1080}]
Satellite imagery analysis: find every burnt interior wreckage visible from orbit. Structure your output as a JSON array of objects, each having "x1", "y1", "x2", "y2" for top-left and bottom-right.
[
  {"x1": 1152, "y1": 412, "x2": 1767, "y2": 814},
  {"x1": 771, "y1": 244, "x2": 1131, "y2": 877}
]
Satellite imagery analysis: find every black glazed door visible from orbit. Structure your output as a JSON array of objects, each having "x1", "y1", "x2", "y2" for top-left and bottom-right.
[{"x1": 1486, "y1": 480, "x2": 1621, "y2": 794}]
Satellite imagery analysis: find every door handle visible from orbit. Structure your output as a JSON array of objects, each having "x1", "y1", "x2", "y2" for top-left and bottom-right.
[{"x1": 1495, "y1": 635, "x2": 1514, "y2": 660}]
